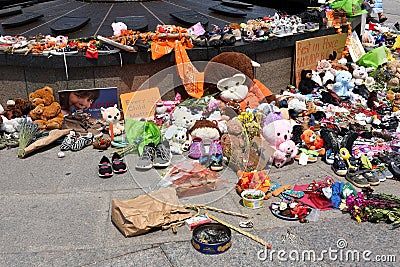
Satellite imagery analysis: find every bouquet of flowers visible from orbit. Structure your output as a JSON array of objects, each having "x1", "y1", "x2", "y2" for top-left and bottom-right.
[{"x1": 344, "y1": 188, "x2": 400, "y2": 227}]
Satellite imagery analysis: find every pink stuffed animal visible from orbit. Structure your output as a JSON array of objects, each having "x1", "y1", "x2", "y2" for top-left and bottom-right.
[{"x1": 262, "y1": 119, "x2": 297, "y2": 168}]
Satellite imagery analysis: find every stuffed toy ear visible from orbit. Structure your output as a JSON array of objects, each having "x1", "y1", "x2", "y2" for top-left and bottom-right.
[
  {"x1": 217, "y1": 73, "x2": 246, "y2": 91},
  {"x1": 309, "y1": 126, "x2": 315, "y2": 131}
]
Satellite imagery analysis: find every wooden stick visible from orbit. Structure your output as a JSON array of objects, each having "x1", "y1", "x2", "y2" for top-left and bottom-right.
[
  {"x1": 184, "y1": 204, "x2": 249, "y2": 218},
  {"x1": 206, "y1": 213, "x2": 272, "y2": 249}
]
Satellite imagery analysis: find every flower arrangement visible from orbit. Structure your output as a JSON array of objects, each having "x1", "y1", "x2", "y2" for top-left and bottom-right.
[{"x1": 344, "y1": 188, "x2": 400, "y2": 227}]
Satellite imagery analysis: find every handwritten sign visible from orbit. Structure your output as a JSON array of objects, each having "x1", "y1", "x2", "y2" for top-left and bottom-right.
[
  {"x1": 120, "y1": 87, "x2": 161, "y2": 119},
  {"x1": 348, "y1": 31, "x2": 365, "y2": 62},
  {"x1": 294, "y1": 33, "x2": 347, "y2": 86}
]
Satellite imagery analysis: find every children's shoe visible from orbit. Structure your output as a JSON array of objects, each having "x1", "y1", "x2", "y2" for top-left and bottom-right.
[
  {"x1": 209, "y1": 153, "x2": 223, "y2": 171},
  {"x1": 361, "y1": 171, "x2": 380, "y2": 186},
  {"x1": 209, "y1": 139, "x2": 223, "y2": 156},
  {"x1": 153, "y1": 140, "x2": 172, "y2": 168},
  {"x1": 111, "y1": 152, "x2": 127, "y2": 174},
  {"x1": 70, "y1": 132, "x2": 93, "y2": 151},
  {"x1": 135, "y1": 143, "x2": 156, "y2": 170},
  {"x1": 98, "y1": 156, "x2": 113, "y2": 178},
  {"x1": 331, "y1": 154, "x2": 348, "y2": 176},
  {"x1": 325, "y1": 149, "x2": 335, "y2": 165},
  {"x1": 60, "y1": 131, "x2": 76, "y2": 151},
  {"x1": 188, "y1": 137, "x2": 204, "y2": 159},
  {"x1": 345, "y1": 170, "x2": 369, "y2": 188}
]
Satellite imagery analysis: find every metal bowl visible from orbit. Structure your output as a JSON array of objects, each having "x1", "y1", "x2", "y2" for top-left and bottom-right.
[{"x1": 192, "y1": 223, "x2": 232, "y2": 254}]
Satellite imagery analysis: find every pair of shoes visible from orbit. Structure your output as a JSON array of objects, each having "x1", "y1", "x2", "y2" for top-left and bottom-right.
[
  {"x1": 98, "y1": 153, "x2": 127, "y2": 178},
  {"x1": 60, "y1": 131, "x2": 93, "y2": 151},
  {"x1": 135, "y1": 141, "x2": 172, "y2": 170},
  {"x1": 198, "y1": 139, "x2": 224, "y2": 171}
]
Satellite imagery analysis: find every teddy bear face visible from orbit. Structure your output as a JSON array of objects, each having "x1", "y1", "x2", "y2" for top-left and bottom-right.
[
  {"x1": 278, "y1": 140, "x2": 298, "y2": 158},
  {"x1": 29, "y1": 86, "x2": 55, "y2": 107},
  {"x1": 217, "y1": 73, "x2": 249, "y2": 102},
  {"x1": 262, "y1": 120, "x2": 292, "y2": 148},
  {"x1": 172, "y1": 128, "x2": 187, "y2": 144},
  {"x1": 335, "y1": 70, "x2": 352, "y2": 83},
  {"x1": 101, "y1": 104, "x2": 121, "y2": 123},
  {"x1": 301, "y1": 129, "x2": 316, "y2": 144},
  {"x1": 171, "y1": 106, "x2": 200, "y2": 129}
]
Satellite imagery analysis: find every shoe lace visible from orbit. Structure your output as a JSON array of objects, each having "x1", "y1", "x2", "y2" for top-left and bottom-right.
[
  {"x1": 141, "y1": 146, "x2": 155, "y2": 160},
  {"x1": 156, "y1": 145, "x2": 169, "y2": 160}
]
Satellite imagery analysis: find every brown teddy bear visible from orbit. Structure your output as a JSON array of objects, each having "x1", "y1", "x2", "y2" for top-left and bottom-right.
[
  {"x1": 0, "y1": 98, "x2": 31, "y2": 120},
  {"x1": 28, "y1": 86, "x2": 64, "y2": 130},
  {"x1": 301, "y1": 127, "x2": 325, "y2": 155},
  {"x1": 203, "y1": 52, "x2": 276, "y2": 112},
  {"x1": 387, "y1": 60, "x2": 400, "y2": 86}
]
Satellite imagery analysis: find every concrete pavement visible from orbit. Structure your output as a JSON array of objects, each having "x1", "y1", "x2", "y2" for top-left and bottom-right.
[{"x1": 2, "y1": 1, "x2": 400, "y2": 266}]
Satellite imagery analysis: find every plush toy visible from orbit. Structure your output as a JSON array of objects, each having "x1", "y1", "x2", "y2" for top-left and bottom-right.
[
  {"x1": 298, "y1": 70, "x2": 318, "y2": 95},
  {"x1": 0, "y1": 115, "x2": 24, "y2": 134},
  {"x1": 221, "y1": 118, "x2": 245, "y2": 160},
  {"x1": 351, "y1": 63, "x2": 375, "y2": 86},
  {"x1": 100, "y1": 104, "x2": 124, "y2": 136},
  {"x1": 207, "y1": 109, "x2": 228, "y2": 133},
  {"x1": 333, "y1": 70, "x2": 354, "y2": 97},
  {"x1": 386, "y1": 90, "x2": 400, "y2": 112},
  {"x1": 169, "y1": 126, "x2": 191, "y2": 154},
  {"x1": 262, "y1": 119, "x2": 297, "y2": 168},
  {"x1": 171, "y1": 106, "x2": 201, "y2": 130},
  {"x1": 28, "y1": 86, "x2": 64, "y2": 130},
  {"x1": 217, "y1": 73, "x2": 249, "y2": 102},
  {"x1": 203, "y1": 52, "x2": 276, "y2": 111},
  {"x1": 275, "y1": 140, "x2": 298, "y2": 168},
  {"x1": 190, "y1": 119, "x2": 221, "y2": 144},
  {"x1": 111, "y1": 22, "x2": 127, "y2": 37},
  {"x1": 301, "y1": 127, "x2": 325, "y2": 155},
  {"x1": 386, "y1": 60, "x2": 400, "y2": 86},
  {"x1": 0, "y1": 98, "x2": 30, "y2": 120}
]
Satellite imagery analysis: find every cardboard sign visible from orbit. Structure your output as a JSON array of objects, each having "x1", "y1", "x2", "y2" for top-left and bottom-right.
[
  {"x1": 59, "y1": 87, "x2": 118, "y2": 119},
  {"x1": 294, "y1": 33, "x2": 347, "y2": 86},
  {"x1": 120, "y1": 87, "x2": 161, "y2": 119},
  {"x1": 348, "y1": 31, "x2": 365, "y2": 62}
]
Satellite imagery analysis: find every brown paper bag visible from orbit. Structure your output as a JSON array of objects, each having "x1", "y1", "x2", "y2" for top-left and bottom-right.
[
  {"x1": 21, "y1": 129, "x2": 71, "y2": 158},
  {"x1": 111, "y1": 187, "x2": 192, "y2": 237}
]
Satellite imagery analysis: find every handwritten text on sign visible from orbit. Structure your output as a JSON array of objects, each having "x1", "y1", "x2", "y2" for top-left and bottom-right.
[
  {"x1": 120, "y1": 87, "x2": 161, "y2": 119},
  {"x1": 295, "y1": 33, "x2": 347, "y2": 86}
]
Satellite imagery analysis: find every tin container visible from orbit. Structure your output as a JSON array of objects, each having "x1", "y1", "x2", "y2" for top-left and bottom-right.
[{"x1": 192, "y1": 223, "x2": 232, "y2": 254}]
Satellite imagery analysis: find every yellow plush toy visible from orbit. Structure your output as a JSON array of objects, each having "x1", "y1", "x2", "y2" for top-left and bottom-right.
[{"x1": 28, "y1": 86, "x2": 64, "y2": 130}]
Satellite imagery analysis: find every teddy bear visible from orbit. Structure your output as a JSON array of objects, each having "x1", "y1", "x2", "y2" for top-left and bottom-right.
[
  {"x1": 298, "y1": 69, "x2": 319, "y2": 95},
  {"x1": 170, "y1": 106, "x2": 201, "y2": 130},
  {"x1": 351, "y1": 63, "x2": 375, "y2": 86},
  {"x1": 100, "y1": 104, "x2": 124, "y2": 136},
  {"x1": 386, "y1": 90, "x2": 400, "y2": 112},
  {"x1": 262, "y1": 119, "x2": 297, "y2": 168},
  {"x1": 301, "y1": 127, "x2": 325, "y2": 155},
  {"x1": 28, "y1": 86, "x2": 64, "y2": 130},
  {"x1": 0, "y1": 98, "x2": 31, "y2": 120},
  {"x1": 333, "y1": 70, "x2": 354, "y2": 97},
  {"x1": 203, "y1": 52, "x2": 276, "y2": 112},
  {"x1": 386, "y1": 60, "x2": 400, "y2": 86},
  {"x1": 221, "y1": 118, "x2": 246, "y2": 162},
  {"x1": 168, "y1": 126, "x2": 191, "y2": 154}
]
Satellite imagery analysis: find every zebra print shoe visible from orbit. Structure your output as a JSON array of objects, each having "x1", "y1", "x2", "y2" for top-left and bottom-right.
[
  {"x1": 60, "y1": 131, "x2": 76, "y2": 151},
  {"x1": 71, "y1": 133, "x2": 93, "y2": 151}
]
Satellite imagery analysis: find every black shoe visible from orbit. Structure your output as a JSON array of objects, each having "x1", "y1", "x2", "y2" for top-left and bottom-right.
[
  {"x1": 331, "y1": 154, "x2": 347, "y2": 176},
  {"x1": 340, "y1": 130, "x2": 358, "y2": 154},
  {"x1": 111, "y1": 152, "x2": 127, "y2": 174},
  {"x1": 98, "y1": 156, "x2": 113, "y2": 178},
  {"x1": 153, "y1": 140, "x2": 172, "y2": 168},
  {"x1": 361, "y1": 171, "x2": 380, "y2": 186},
  {"x1": 346, "y1": 170, "x2": 370, "y2": 188}
]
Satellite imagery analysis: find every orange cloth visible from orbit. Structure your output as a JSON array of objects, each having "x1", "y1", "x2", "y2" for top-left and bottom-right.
[{"x1": 239, "y1": 79, "x2": 273, "y2": 110}]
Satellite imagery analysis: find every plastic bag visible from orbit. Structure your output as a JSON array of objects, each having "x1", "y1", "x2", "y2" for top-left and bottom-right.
[
  {"x1": 125, "y1": 117, "x2": 161, "y2": 154},
  {"x1": 331, "y1": 0, "x2": 367, "y2": 17},
  {"x1": 356, "y1": 46, "x2": 390, "y2": 69}
]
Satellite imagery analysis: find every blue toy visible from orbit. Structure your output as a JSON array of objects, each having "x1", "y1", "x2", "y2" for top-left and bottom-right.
[{"x1": 333, "y1": 70, "x2": 354, "y2": 97}]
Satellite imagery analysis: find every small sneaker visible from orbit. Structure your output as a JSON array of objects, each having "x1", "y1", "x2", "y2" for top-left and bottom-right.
[
  {"x1": 111, "y1": 152, "x2": 127, "y2": 174},
  {"x1": 60, "y1": 131, "x2": 76, "y2": 151},
  {"x1": 136, "y1": 143, "x2": 156, "y2": 170},
  {"x1": 188, "y1": 137, "x2": 204, "y2": 159},
  {"x1": 325, "y1": 149, "x2": 335, "y2": 165},
  {"x1": 209, "y1": 153, "x2": 223, "y2": 171},
  {"x1": 153, "y1": 140, "x2": 172, "y2": 168},
  {"x1": 98, "y1": 156, "x2": 113, "y2": 178},
  {"x1": 346, "y1": 170, "x2": 370, "y2": 188},
  {"x1": 361, "y1": 171, "x2": 380, "y2": 186},
  {"x1": 209, "y1": 139, "x2": 223, "y2": 156},
  {"x1": 331, "y1": 154, "x2": 348, "y2": 176},
  {"x1": 70, "y1": 132, "x2": 93, "y2": 151}
]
